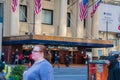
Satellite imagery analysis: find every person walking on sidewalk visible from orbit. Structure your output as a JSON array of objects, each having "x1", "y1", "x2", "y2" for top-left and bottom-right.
[
  {"x1": 53, "y1": 53, "x2": 60, "y2": 68},
  {"x1": 23, "y1": 45, "x2": 54, "y2": 80},
  {"x1": 106, "y1": 54, "x2": 120, "y2": 80},
  {"x1": 64, "y1": 54, "x2": 70, "y2": 67}
]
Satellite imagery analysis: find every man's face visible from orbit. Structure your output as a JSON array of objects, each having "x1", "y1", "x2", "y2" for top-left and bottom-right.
[{"x1": 32, "y1": 46, "x2": 41, "y2": 61}]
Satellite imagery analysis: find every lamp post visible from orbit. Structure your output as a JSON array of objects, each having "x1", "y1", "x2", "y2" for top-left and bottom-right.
[
  {"x1": 103, "y1": 17, "x2": 112, "y2": 40},
  {"x1": 106, "y1": 20, "x2": 108, "y2": 40},
  {"x1": 106, "y1": 19, "x2": 113, "y2": 40},
  {"x1": 33, "y1": 11, "x2": 35, "y2": 35}
]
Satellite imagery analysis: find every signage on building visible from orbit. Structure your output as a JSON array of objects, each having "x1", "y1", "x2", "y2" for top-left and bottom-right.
[
  {"x1": 98, "y1": 3, "x2": 120, "y2": 33},
  {"x1": 9, "y1": 36, "x2": 31, "y2": 40}
]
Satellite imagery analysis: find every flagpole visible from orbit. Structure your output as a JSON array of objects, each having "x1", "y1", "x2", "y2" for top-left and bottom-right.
[{"x1": 33, "y1": 7, "x2": 35, "y2": 35}]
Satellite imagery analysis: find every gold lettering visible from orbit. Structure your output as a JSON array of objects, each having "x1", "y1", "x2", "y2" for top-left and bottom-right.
[{"x1": 10, "y1": 36, "x2": 30, "y2": 40}]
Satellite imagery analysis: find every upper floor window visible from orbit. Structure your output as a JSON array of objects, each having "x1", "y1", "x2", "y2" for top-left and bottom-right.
[
  {"x1": 19, "y1": 5, "x2": 27, "y2": 22},
  {"x1": 67, "y1": 0, "x2": 70, "y2": 5},
  {"x1": 0, "y1": 3, "x2": 3, "y2": 22},
  {"x1": 42, "y1": 9, "x2": 53, "y2": 25},
  {"x1": 67, "y1": 13, "x2": 70, "y2": 27}
]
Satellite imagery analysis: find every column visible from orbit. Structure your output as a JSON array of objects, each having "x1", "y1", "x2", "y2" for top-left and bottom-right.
[
  {"x1": 3, "y1": 0, "x2": 11, "y2": 36},
  {"x1": 86, "y1": 0, "x2": 92, "y2": 39},
  {"x1": 91, "y1": 0, "x2": 99, "y2": 39},
  {"x1": 10, "y1": 0, "x2": 19, "y2": 36},
  {"x1": 54, "y1": 0, "x2": 60, "y2": 36},
  {"x1": 76, "y1": 0, "x2": 84, "y2": 38},
  {"x1": 59, "y1": 0, "x2": 67, "y2": 36},
  {"x1": 91, "y1": 0, "x2": 99, "y2": 57},
  {"x1": 27, "y1": 0, "x2": 42, "y2": 35},
  {"x1": 71, "y1": 1, "x2": 77, "y2": 37},
  {"x1": 0, "y1": 0, "x2": 3, "y2": 59},
  {"x1": 34, "y1": 13, "x2": 42, "y2": 35},
  {"x1": 34, "y1": 0, "x2": 42, "y2": 35},
  {"x1": 27, "y1": 0, "x2": 34, "y2": 33}
]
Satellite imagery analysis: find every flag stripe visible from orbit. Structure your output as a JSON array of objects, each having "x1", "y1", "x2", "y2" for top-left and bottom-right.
[
  {"x1": 34, "y1": 0, "x2": 42, "y2": 15},
  {"x1": 12, "y1": 0, "x2": 18, "y2": 12},
  {"x1": 91, "y1": 0, "x2": 101, "y2": 18},
  {"x1": 79, "y1": 0, "x2": 88, "y2": 21}
]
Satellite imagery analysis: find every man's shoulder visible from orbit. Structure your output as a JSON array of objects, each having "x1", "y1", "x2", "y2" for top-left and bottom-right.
[{"x1": 39, "y1": 60, "x2": 52, "y2": 68}]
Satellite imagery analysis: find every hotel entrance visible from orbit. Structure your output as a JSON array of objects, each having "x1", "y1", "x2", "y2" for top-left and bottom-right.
[{"x1": 2, "y1": 35, "x2": 113, "y2": 64}]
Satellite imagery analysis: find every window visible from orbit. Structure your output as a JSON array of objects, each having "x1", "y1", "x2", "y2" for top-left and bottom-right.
[
  {"x1": 67, "y1": 13, "x2": 70, "y2": 27},
  {"x1": 42, "y1": 9, "x2": 53, "y2": 25},
  {"x1": 67, "y1": 0, "x2": 70, "y2": 5},
  {"x1": 19, "y1": 5, "x2": 27, "y2": 22},
  {"x1": 98, "y1": 50, "x2": 102, "y2": 58},
  {"x1": 0, "y1": 3, "x2": 3, "y2": 22},
  {"x1": 113, "y1": 39, "x2": 117, "y2": 46}
]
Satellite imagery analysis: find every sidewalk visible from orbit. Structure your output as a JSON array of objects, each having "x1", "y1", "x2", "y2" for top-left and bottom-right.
[
  {"x1": 8, "y1": 63, "x2": 87, "y2": 68},
  {"x1": 52, "y1": 64, "x2": 87, "y2": 68}
]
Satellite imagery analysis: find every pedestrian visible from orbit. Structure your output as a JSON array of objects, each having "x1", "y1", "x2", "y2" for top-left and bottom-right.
[
  {"x1": 1, "y1": 52, "x2": 5, "y2": 63},
  {"x1": 28, "y1": 53, "x2": 34, "y2": 68},
  {"x1": 53, "y1": 53, "x2": 60, "y2": 68},
  {"x1": 23, "y1": 45, "x2": 54, "y2": 80},
  {"x1": 113, "y1": 54, "x2": 120, "y2": 80},
  {"x1": 11, "y1": 52, "x2": 16, "y2": 64},
  {"x1": 64, "y1": 54, "x2": 70, "y2": 67},
  {"x1": 14, "y1": 54, "x2": 19, "y2": 64},
  {"x1": 2, "y1": 63, "x2": 11, "y2": 80},
  {"x1": 106, "y1": 54, "x2": 120, "y2": 80},
  {"x1": 0, "y1": 60, "x2": 6, "y2": 80},
  {"x1": 18, "y1": 54, "x2": 23, "y2": 64},
  {"x1": 84, "y1": 55, "x2": 89, "y2": 64}
]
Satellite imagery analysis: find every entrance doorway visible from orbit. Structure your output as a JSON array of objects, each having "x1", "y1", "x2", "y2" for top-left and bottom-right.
[{"x1": 23, "y1": 49, "x2": 32, "y2": 63}]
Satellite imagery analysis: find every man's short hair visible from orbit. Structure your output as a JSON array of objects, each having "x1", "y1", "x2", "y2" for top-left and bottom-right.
[
  {"x1": 36, "y1": 45, "x2": 46, "y2": 53},
  {"x1": 114, "y1": 54, "x2": 119, "y2": 59}
]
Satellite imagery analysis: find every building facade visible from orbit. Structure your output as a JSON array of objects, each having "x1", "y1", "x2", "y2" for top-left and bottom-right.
[{"x1": 0, "y1": 0, "x2": 120, "y2": 63}]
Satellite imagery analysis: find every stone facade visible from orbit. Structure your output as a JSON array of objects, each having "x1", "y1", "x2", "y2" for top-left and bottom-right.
[{"x1": 1, "y1": 0, "x2": 120, "y2": 57}]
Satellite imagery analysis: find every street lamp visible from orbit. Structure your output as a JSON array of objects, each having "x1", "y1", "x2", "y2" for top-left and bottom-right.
[
  {"x1": 103, "y1": 17, "x2": 112, "y2": 40},
  {"x1": 33, "y1": 11, "x2": 35, "y2": 35},
  {"x1": 106, "y1": 20, "x2": 108, "y2": 40}
]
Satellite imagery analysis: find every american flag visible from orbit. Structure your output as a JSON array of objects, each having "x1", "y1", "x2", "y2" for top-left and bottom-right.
[
  {"x1": 11, "y1": 0, "x2": 18, "y2": 12},
  {"x1": 34, "y1": 0, "x2": 42, "y2": 15},
  {"x1": 79, "y1": 0, "x2": 88, "y2": 21},
  {"x1": 91, "y1": 0, "x2": 101, "y2": 18}
]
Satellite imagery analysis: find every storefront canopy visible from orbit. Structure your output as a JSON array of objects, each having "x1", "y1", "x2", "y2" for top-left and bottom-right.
[{"x1": 3, "y1": 35, "x2": 113, "y2": 48}]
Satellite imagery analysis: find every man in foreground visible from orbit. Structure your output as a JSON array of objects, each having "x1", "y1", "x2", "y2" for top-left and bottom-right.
[{"x1": 23, "y1": 45, "x2": 54, "y2": 80}]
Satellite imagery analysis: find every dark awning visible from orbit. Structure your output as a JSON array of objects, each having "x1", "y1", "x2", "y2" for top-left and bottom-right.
[{"x1": 3, "y1": 35, "x2": 113, "y2": 48}]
